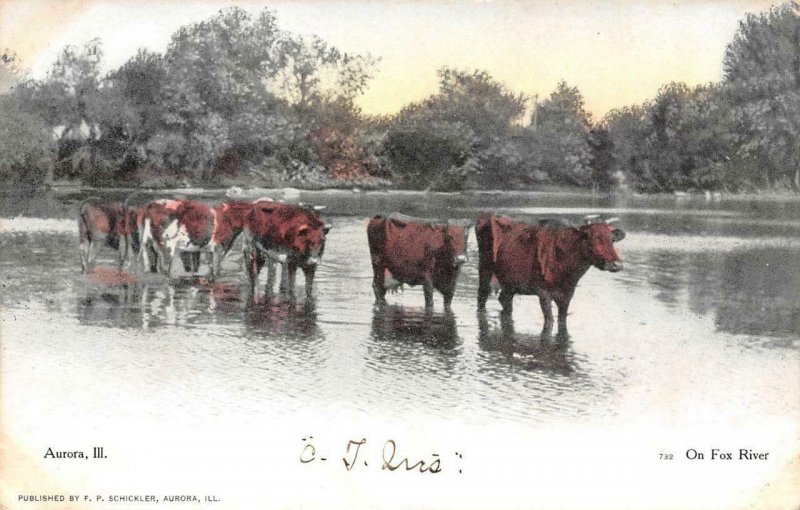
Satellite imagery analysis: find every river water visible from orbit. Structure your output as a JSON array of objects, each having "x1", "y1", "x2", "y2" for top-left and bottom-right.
[{"x1": 1, "y1": 189, "x2": 799, "y2": 509}]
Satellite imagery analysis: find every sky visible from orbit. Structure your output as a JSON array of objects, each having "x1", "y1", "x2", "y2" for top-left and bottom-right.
[{"x1": 0, "y1": 0, "x2": 782, "y2": 118}]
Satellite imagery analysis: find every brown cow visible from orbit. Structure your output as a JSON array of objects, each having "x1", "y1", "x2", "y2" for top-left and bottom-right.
[
  {"x1": 476, "y1": 213, "x2": 625, "y2": 338},
  {"x1": 137, "y1": 199, "x2": 185, "y2": 274},
  {"x1": 206, "y1": 200, "x2": 265, "y2": 279},
  {"x1": 367, "y1": 213, "x2": 472, "y2": 309},
  {"x1": 78, "y1": 198, "x2": 139, "y2": 272},
  {"x1": 243, "y1": 202, "x2": 331, "y2": 299}
]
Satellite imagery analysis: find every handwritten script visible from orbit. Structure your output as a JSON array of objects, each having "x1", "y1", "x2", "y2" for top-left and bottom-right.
[{"x1": 300, "y1": 437, "x2": 464, "y2": 474}]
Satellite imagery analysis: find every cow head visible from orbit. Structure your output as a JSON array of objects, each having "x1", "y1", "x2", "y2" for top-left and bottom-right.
[
  {"x1": 445, "y1": 221, "x2": 472, "y2": 267},
  {"x1": 579, "y1": 220, "x2": 625, "y2": 272},
  {"x1": 292, "y1": 220, "x2": 330, "y2": 266}
]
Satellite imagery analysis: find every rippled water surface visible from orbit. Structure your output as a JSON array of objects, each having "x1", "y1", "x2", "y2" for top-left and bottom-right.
[{"x1": 2, "y1": 189, "x2": 799, "y2": 431}]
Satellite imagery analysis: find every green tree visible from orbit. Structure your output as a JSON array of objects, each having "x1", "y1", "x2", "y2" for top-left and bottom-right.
[
  {"x1": 384, "y1": 68, "x2": 526, "y2": 189},
  {"x1": 723, "y1": 2, "x2": 800, "y2": 189},
  {"x1": 0, "y1": 92, "x2": 56, "y2": 185},
  {"x1": 529, "y1": 81, "x2": 593, "y2": 186}
]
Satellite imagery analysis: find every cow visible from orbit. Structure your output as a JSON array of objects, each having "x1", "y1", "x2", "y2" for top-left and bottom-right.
[
  {"x1": 78, "y1": 198, "x2": 139, "y2": 272},
  {"x1": 243, "y1": 202, "x2": 331, "y2": 299},
  {"x1": 476, "y1": 213, "x2": 625, "y2": 338},
  {"x1": 367, "y1": 213, "x2": 472, "y2": 309},
  {"x1": 205, "y1": 200, "x2": 265, "y2": 280},
  {"x1": 137, "y1": 199, "x2": 185, "y2": 274}
]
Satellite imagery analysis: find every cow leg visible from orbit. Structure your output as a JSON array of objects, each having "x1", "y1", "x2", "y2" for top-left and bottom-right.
[
  {"x1": 264, "y1": 259, "x2": 275, "y2": 295},
  {"x1": 117, "y1": 237, "x2": 127, "y2": 270},
  {"x1": 423, "y1": 280, "x2": 435, "y2": 309},
  {"x1": 79, "y1": 238, "x2": 90, "y2": 273},
  {"x1": 245, "y1": 249, "x2": 265, "y2": 300},
  {"x1": 498, "y1": 287, "x2": 515, "y2": 314},
  {"x1": 539, "y1": 293, "x2": 555, "y2": 339},
  {"x1": 302, "y1": 264, "x2": 316, "y2": 298},
  {"x1": 125, "y1": 235, "x2": 136, "y2": 271},
  {"x1": 191, "y1": 252, "x2": 201, "y2": 273},
  {"x1": 147, "y1": 246, "x2": 160, "y2": 273},
  {"x1": 209, "y1": 248, "x2": 222, "y2": 282},
  {"x1": 442, "y1": 286, "x2": 455, "y2": 310},
  {"x1": 555, "y1": 296, "x2": 572, "y2": 340},
  {"x1": 477, "y1": 266, "x2": 492, "y2": 309},
  {"x1": 180, "y1": 251, "x2": 193, "y2": 273},
  {"x1": 278, "y1": 261, "x2": 290, "y2": 294},
  {"x1": 140, "y1": 243, "x2": 150, "y2": 272},
  {"x1": 371, "y1": 263, "x2": 386, "y2": 304},
  {"x1": 86, "y1": 240, "x2": 98, "y2": 271},
  {"x1": 285, "y1": 262, "x2": 298, "y2": 299}
]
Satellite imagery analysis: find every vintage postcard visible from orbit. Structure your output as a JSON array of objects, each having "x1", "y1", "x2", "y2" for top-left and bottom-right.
[{"x1": 1, "y1": 1, "x2": 798, "y2": 509}]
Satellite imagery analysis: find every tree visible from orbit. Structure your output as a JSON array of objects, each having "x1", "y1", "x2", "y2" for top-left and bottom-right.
[
  {"x1": 723, "y1": 2, "x2": 800, "y2": 189},
  {"x1": 0, "y1": 92, "x2": 56, "y2": 184},
  {"x1": 24, "y1": 39, "x2": 107, "y2": 182},
  {"x1": 384, "y1": 68, "x2": 526, "y2": 189},
  {"x1": 157, "y1": 7, "x2": 287, "y2": 180},
  {"x1": 529, "y1": 81, "x2": 593, "y2": 186},
  {"x1": 604, "y1": 103, "x2": 649, "y2": 190}
]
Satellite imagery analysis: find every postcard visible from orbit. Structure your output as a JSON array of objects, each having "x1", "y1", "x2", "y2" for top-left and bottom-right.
[{"x1": 1, "y1": 1, "x2": 798, "y2": 509}]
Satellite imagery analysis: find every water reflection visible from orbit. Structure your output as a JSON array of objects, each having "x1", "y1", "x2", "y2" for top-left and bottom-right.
[
  {"x1": 477, "y1": 311, "x2": 577, "y2": 375},
  {"x1": 370, "y1": 304, "x2": 460, "y2": 350},
  {"x1": 76, "y1": 270, "x2": 247, "y2": 330},
  {"x1": 78, "y1": 284, "x2": 143, "y2": 329},
  {"x1": 244, "y1": 298, "x2": 320, "y2": 338},
  {"x1": 624, "y1": 246, "x2": 800, "y2": 337}
]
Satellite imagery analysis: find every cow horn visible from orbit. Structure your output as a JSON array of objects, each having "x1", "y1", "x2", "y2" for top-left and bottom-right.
[
  {"x1": 313, "y1": 205, "x2": 326, "y2": 211},
  {"x1": 605, "y1": 217, "x2": 619, "y2": 224},
  {"x1": 583, "y1": 214, "x2": 600, "y2": 224}
]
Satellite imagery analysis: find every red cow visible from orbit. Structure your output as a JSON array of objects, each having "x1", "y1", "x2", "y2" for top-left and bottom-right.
[
  {"x1": 137, "y1": 199, "x2": 184, "y2": 274},
  {"x1": 207, "y1": 199, "x2": 273, "y2": 279},
  {"x1": 367, "y1": 213, "x2": 472, "y2": 309},
  {"x1": 243, "y1": 203, "x2": 331, "y2": 299},
  {"x1": 476, "y1": 213, "x2": 625, "y2": 338},
  {"x1": 78, "y1": 198, "x2": 139, "y2": 272}
]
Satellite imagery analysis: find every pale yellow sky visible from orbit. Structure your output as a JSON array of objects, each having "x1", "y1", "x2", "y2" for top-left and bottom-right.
[{"x1": 0, "y1": 0, "x2": 782, "y2": 117}]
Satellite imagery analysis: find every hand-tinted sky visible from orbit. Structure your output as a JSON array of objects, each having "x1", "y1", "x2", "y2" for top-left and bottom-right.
[{"x1": 0, "y1": 0, "x2": 779, "y2": 118}]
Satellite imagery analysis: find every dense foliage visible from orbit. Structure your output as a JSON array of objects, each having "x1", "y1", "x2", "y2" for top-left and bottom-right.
[{"x1": 1, "y1": 3, "x2": 800, "y2": 192}]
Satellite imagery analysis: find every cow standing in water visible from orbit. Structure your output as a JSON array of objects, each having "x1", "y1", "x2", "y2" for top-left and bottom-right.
[
  {"x1": 367, "y1": 214, "x2": 472, "y2": 310},
  {"x1": 137, "y1": 199, "x2": 185, "y2": 274},
  {"x1": 243, "y1": 202, "x2": 330, "y2": 299},
  {"x1": 206, "y1": 199, "x2": 274, "y2": 279},
  {"x1": 78, "y1": 198, "x2": 139, "y2": 272},
  {"x1": 476, "y1": 213, "x2": 625, "y2": 338}
]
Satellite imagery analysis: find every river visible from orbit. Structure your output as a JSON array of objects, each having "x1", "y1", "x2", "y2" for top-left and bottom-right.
[{"x1": 1, "y1": 188, "x2": 798, "y2": 509}]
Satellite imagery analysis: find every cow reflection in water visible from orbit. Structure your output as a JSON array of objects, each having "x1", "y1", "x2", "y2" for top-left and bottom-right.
[
  {"x1": 477, "y1": 311, "x2": 577, "y2": 375},
  {"x1": 77, "y1": 269, "x2": 245, "y2": 329},
  {"x1": 370, "y1": 305, "x2": 459, "y2": 349},
  {"x1": 78, "y1": 284, "x2": 144, "y2": 329},
  {"x1": 244, "y1": 298, "x2": 320, "y2": 338}
]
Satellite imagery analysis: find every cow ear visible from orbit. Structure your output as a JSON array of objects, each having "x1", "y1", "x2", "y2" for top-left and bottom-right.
[
  {"x1": 297, "y1": 225, "x2": 310, "y2": 236},
  {"x1": 497, "y1": 222, "x2": 512, "y2": 234},
  {"x1": 323, "y1": 224, "x2": 332, "y2": 234},
  {"x1": 611, "y1": 228, "x2": 626, "y2": 242},
  {"x1": 390, "y1": 218, "x2": 407, "y2": 228}
]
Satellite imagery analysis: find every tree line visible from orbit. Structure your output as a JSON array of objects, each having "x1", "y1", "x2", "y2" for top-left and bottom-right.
[{"x1": 1, "y1": 3, "x2": 799, "y2": 192}]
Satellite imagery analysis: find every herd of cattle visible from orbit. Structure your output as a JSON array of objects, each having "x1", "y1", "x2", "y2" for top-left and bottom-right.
[{"x1": 78, "y1": 196, "x2": 625, "y2": 336}]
